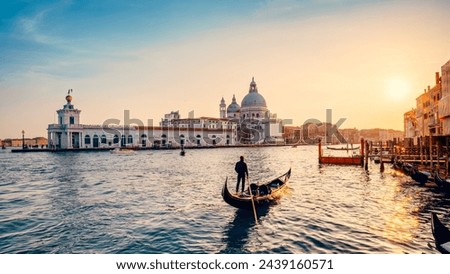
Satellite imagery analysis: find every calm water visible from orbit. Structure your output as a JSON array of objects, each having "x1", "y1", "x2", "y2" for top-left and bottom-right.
[{"x1": 1, "y1": 146, "x2": 449, "y2": 254}]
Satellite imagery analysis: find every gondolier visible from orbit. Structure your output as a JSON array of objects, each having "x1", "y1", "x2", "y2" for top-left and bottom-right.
[{"x1": 235, "y1": 156, "x2": 248, "y2": 194}]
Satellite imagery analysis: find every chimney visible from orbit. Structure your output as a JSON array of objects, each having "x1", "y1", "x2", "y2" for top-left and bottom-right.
[
  {"x1": 436, "y1": 72, "x2": 440, "y2": 84},
  {"x1": 428, "y1": 85, "x2": 430, "y2": 91}
]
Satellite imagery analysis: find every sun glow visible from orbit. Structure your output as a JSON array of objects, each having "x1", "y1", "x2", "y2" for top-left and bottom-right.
[{"x1": 385, "y1": 79, "x2": 411, "y2": 102}]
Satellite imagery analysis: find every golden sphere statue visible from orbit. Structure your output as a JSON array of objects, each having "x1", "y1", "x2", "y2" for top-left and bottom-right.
[{"x1": 66, "y1": 94, "x2": 73, "y2": 103}]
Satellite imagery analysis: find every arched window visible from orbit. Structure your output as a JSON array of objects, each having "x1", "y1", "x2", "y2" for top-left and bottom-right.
[
  {"x1": 113, "y1": 135, "x2": 119, "y2": 144},
  {"x1": 93, "y1": 135, "x2": 99, "y2": 148},
  {"x1": 161, "y1": 134, "x2": 167, "y2": 146},
  {"x1": 101, "y1": 134, "x2": 107, "y2": 144},
  {"x1": 121, "y1": 135, "x2": 126, "y2": 146},
  {"x1": 141, "y1": 134, "x2": 147, "y2": 147},
  {"x1": 256, "y1": 113, "x2": 260, "y2": 118},
  {"x1": 128, "y1": 135, "x2": 133, "y2": 144},
  {"x1": 84, "y1": 135, "x2": 91, "y2": 145}
]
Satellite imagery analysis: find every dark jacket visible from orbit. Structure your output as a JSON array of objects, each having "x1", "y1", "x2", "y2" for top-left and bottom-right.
[{"x1": 235, "y1": 161, "x2": 248, "y2": 176}]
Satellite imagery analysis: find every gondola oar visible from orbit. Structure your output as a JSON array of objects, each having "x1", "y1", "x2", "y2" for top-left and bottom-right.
[{"x1": 248, "y1": 176, "x2": 258, "y2": 224}]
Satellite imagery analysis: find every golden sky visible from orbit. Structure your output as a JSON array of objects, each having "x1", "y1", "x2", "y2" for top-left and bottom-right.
[{"x1": 1, "y1": 0, "x2": 449, "y2": 138}]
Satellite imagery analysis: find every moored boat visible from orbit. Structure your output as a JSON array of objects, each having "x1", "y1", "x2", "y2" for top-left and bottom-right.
[
  {"x1": 110, "y1": 148, "x2": 135, "y2": 155},
  {"x1": 326, "y1": 146, "x2": 360, "y2": 151},
  {"x1": 409, "y1": 169, "x2": 431, "y2": 185},
  {"x1": 433, "y1": 171, "x2": 450, "y2": 194},
  {"x1": 431, "y1": 212, "x2": 450, "y2": 254},
  {"x1": 222, "y1": 168, "x2": 291, "y2": 210}
]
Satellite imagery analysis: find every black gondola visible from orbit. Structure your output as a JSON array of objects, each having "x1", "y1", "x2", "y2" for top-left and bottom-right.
[
  {"x1": 431, "y1": 212, "x2": 450, "y2": 254},
  {"x1": 410, "y1": 169, "x2": 431, "y2": 185},
  {"x1": 222, "y1": 168, "x2": 291, "y2": 210},
  {"x1": 433, "y1": 171, "x2": 450, "y2": 194}
]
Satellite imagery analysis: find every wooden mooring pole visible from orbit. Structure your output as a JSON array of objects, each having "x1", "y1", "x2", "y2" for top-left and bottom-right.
[{"x1": 365, "y1": 140, "x2": 369, "y2": 171}]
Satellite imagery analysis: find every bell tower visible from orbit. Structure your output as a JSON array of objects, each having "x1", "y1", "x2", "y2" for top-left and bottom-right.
[{"x1": 219, "y1": 97, "x2": 226, "y2": 118}]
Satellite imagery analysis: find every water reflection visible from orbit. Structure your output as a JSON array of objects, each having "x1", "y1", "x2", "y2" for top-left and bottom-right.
[{"x1": 220, "y1": 207, "x2": 269, "y2": 253}]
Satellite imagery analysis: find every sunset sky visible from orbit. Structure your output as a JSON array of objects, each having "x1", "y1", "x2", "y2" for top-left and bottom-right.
[{"x1": 1, "y1": 0, "x2": 450, "y2": 138}]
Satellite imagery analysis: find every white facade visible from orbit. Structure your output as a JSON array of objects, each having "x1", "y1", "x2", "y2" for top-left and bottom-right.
[{"x1": 48, "y1": 93, "x2": 236, "y2": 149}]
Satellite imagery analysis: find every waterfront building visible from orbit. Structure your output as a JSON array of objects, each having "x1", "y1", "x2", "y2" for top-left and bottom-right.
[
  {"x1": 339, "y1": 128, "x2": 360, "y2": 144},
  {"x1": 428, "y1": 72, "x2": 442, "y2": 136},
  {"x1": 416, "y1": 89, "x2": 431, "y2": 138},
  {"x1": 415, "y1": 72, "x2": 442, "y2": 138},
  {"x1": 403, "y1": 71, "x2": 442, "y2": 145},
  {"x1": 2, "y1": 137, "x2": 47, "y2": 147},
  {"x1": 160, "y1": 111, "x2": 181, "y2": 127},
  {"x1": 47, "y1": 92, "x2": 236, "y2": 149},
  {"x1": 439, "y1": 59, "x2": 450, "y2": 135},
  {"x1": 159, "y1": 114, "x2": 237, "y2": 146},
  {"x1": 283, "y1": 126, "x2": 302, "y2": 144},
  {"x1": 220, "y1": 78, "x2": 284, "y2": 144},
  {"x1": 404, "y1": 109, "x2": 417, "y2": 141}
]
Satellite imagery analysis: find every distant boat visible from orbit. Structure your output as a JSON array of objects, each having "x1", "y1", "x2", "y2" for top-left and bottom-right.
[
  {"x1": 110, "y1": 148, "x2": 135, "y2": 155},
  {"x1": 319, "y1": 142, "x2": 362, "y2": 166},
  {"x1": 431, "y1": 212, "x2": 450, "y2": 254},
  {"x1": 326, "y1": 146, "x2": 360, "y2": 151}
]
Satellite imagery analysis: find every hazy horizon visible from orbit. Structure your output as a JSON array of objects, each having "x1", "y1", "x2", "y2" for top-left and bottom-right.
[{"x1": 1, "y1": 0, "x2": 450, "y2": 138}]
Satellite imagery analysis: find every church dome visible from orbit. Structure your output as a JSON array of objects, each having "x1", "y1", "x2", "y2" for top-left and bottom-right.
[
  {"x1": 241, "y1": 77, "x2": 267, "y2": 108},
  {"x1": 227, "y1": 94, "x2": 240, "y2": 113}
]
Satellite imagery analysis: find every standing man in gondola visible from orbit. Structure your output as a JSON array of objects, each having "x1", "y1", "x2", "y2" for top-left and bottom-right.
[{"x1": 235, "y1": 156, "x2": 248, "y2": 194}]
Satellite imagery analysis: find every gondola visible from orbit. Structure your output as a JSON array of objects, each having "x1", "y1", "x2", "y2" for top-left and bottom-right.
[
  {"x1": 392, "y1": 160, "x2": 403, "y2": 171},
  {"x1": 221, "y1": 168, "x2": 291, "y2": 210},
  {"x1": 431, "y1": 212, "x2": 450, "y2": 254},
  {"x1": 409, "y1": 168, "x2": 431, "y2": 185},
  {"x1": 433, "y1": 171, "x2": 450, "y2": 194}
]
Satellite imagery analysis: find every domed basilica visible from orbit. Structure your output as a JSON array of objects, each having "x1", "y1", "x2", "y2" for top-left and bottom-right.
[{"x1": 220, "y1": 77, "x2": 283, "y2": 144}]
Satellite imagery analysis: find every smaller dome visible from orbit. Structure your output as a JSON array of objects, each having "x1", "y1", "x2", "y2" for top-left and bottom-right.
[
  {"x1": 227, "y1": 103, "x2": 240, "y2": 113},
  {"x1": 227, "y1": 94, "x2": 240, "y2": 113}
]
